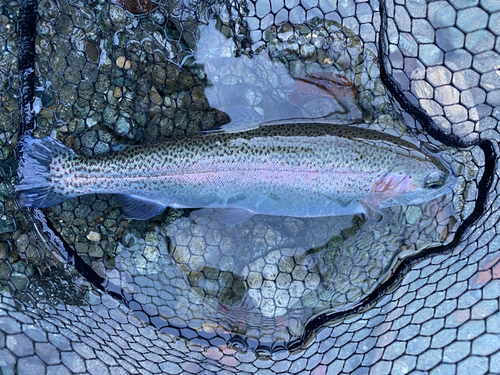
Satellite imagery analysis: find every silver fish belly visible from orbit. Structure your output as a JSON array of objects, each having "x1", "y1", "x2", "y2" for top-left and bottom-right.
[{"x1": 15, "y1": 123, "x2": 455, "y2": 222}]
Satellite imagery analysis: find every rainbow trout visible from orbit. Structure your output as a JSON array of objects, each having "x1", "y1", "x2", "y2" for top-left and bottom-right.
[{"x1": 16, "y1": 123, "x2": 455, "y2": 224}]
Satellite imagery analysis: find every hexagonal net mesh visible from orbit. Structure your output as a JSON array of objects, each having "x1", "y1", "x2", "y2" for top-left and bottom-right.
[{"x1": 1, "y1": 0, "x2": 499, "y2": 373}]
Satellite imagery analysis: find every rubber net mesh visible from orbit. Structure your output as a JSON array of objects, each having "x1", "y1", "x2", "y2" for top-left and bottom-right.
[{"x1": 0, "y1": 0, "x2": 499, "y2": 373}]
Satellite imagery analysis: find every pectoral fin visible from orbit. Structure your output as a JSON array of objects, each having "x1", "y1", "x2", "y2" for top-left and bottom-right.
[
  {"x1": 117, "y1": 194, "x2": 168, "y2": 220},
  {"x1": 217, "y1": 208, "x2": 253, "y2": 226},
  {"x1": 359, "y1": 200, "x2": 384, "y2": 223}
]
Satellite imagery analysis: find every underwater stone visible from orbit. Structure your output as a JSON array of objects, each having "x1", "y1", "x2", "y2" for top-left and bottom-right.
[
  {"x1": 247, "y1": 271, "x2": 263, "y2": 289},
  {"x1": 289, "y1": 60, "x2": 306, "y2": 79},
  {"x1": 74, "y1": 205, "x2": 92, "y2": 219},
  {"x1": 10, "y1": 274, "x2": 28, "y2": 291},
  {"x1": 88, "y1": 245, "x2": 104, "y2": 258},
  {"x1": 131, "y1": 112, "x2": 147, "y2": 128},
  {"x1": 25, "y1": 264, "x2": 34, "y2": 278},
  {"x1": 55, "y1": 14, "x2": 72, "y2": 37},
  {"x1": 152, "y1": 65, "x2": 166, "y2": 85},
  {"x1": 12, "y1": 260, "x2": 26, "y2": 273},
  {"x1": 115, "y1": 117, "x2": 131, "y2": 136},
  {"x1": 0, "y1": 217, "x2": 14, "y2": 235},
  {"x1": 81, "y1": 131, "x2": 98, "y2": 149},
  {"x1": 101, "y1": 5, "x2": 128, "y2": 30},
  {"x1": 150, "y1": 9, "x2": 166, "y2": 25},
  {"x1": 113, "y1": 87, "x2": 122, "y2": 98},
  {"x1": 13, "y1": 234, "x2": 25, "y2": 255},
  {"x1": 405, "y1": 206, "x2": 422, "y2": 225},
  {"x1": 103, "y1": 107, "x2": 119, "y2": 128},
  {"x1": 145, "y1": 231, "x2": 159, "y2": 246},
  {"x1": 94, "y1": 141, "x2": 110, "y2": 155},
  {"x1": 143, "y1": 246, "x2": 159, "y2": 262},
  {"x1": 58, "y1": 210, "x2": 75, "y2": 225},
  {"x1": 0, "y1": 242, "x2": 8, "y2": 261},
  {"x1": 0, "y1": 262, "x2": 11, "y2": 281},
  {"x1": 86, "y1": 231, "x2": 101, "y2": 243},
  {"x1": 188, "y1": 237, "x2": 206, "y2": 256},
  {"x1": 116, "y1": 56, "x2": 132, "y2": 70},
  {"x1": 149, "y1": 87, "x2": 163, "y2": 105}
]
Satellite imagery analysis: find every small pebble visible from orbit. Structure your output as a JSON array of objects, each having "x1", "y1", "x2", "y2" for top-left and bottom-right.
[
  {"x1": 113, "y1": 87, "x2": 123, "y2": 98},
  {"x1": 86, "y1": 231, "x2": 101, "y2": 242},
  {"x1": 115, "y1": 117, "x2": 131, "y2": 136},
  {"x1": 150, "y1": 87, "x2": 163, "y2": 105},
  {"x1": 116, "y1": 56, "x2": 132, "y2": 70}
]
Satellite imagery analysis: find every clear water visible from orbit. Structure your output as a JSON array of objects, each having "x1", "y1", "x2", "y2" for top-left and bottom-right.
[{"x1": 0, "y1": 0, "x2": 498, "y2": 372}]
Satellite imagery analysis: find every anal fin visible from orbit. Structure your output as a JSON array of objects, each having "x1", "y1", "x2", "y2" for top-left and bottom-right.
[{"x1": 117, "y1": 195, "x2": 167, "y2": 220}]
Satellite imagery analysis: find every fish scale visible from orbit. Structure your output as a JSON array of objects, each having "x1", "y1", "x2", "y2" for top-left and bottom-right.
[{"x1": 16, "y1": 123, "x2": 454, "y2": 222}]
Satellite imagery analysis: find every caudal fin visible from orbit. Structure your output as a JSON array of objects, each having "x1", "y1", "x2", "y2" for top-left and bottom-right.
[{"x1": 15, "y1": 136, "x2": 75, "y2": 208}]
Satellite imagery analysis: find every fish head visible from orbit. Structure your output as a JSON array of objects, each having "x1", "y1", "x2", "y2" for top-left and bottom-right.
[
  {"x1": 417, "y1": 166, "x2": 457, "y2": 203},
  {"x1": 373, "y1": 164, "x2": 456, "y2": 208}
]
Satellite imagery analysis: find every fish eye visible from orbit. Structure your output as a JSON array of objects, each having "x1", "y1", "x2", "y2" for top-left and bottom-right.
[
  {"x1": 426, "y1": 181, "x2": 443, "y2": 189},
  {"x1": 425, "y1": 171, "x2": 445, "y2": 189}
]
